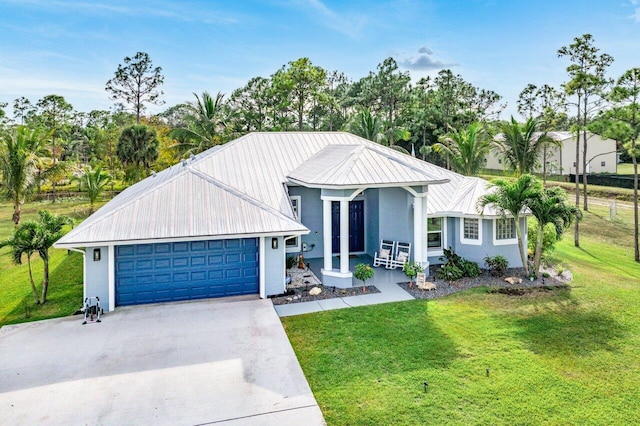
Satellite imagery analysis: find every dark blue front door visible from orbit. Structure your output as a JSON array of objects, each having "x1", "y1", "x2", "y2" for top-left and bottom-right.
[
  {"x1": 115, "y1": 238, "x2": 259, "y2": 306},
  {"x1": 331, "y1": 200, "x2": 365, "y2": 253}
]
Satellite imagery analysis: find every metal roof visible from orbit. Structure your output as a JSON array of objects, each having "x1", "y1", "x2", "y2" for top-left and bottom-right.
[
  {"x1": 287, "y1": 144, "x2": 450, "y2": 187},
  {"x1": 56, "y1": 132, "x2": 500, "y2": 247}
]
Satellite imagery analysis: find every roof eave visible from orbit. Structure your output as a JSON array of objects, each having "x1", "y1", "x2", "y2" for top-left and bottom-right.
[{"x1": 286, "y1": 177, "x2": 450, "y2": 189}]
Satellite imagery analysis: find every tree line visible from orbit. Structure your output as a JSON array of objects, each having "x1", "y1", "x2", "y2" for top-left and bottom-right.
[{"x1": 0, "y1": 34, "x2": 638, "y2": 261}]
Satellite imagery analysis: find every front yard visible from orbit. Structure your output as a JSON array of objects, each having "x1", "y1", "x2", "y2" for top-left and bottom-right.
[{"x1": 282, "y1": 202, "x2": 640, "y2": 425}]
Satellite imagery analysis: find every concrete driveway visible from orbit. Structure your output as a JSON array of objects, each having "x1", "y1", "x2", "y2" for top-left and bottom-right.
[{"x1": 0, "y1": 298, "x2": 325, "y2": 425}]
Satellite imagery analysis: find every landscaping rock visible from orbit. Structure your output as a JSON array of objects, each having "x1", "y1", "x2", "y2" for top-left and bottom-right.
[
  {"x1": 505, "y1": 277, "x2": 523, "y2": 285},
  {"x1": 309, "y1": 287, "x2": 322, "y2": 296},
  {"x1": 419, "y1": 282, "x2": 437, "y2": 291},
  {"x1": 560, "y1": 270, "x2": 573, "y2": 281}
]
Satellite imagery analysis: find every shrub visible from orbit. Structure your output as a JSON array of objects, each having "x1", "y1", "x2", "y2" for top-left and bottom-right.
[
  {"x1": 461, "y1": 259, "x2": 480, "y2": 278},
  {"x1": 436, "y1": 263, "x2": 464, "y2": 281},
  {"x1": 484, "y1": 255, "x2": 509, "y2": 277},
  {"x1": 436, "y1": 247, "x2": 480, "y2": 281},
  {"x1": 527, "y1": 220, "x2": 558, "y2": 256},
  {"x1": 286, "y1": 256, "x2": 296, "y2": 269}
]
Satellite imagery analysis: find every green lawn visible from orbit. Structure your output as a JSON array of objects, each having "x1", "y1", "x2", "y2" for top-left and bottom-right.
[
  {"x1": 617, "y1": 163, "x2": 635, "y2": 175},
  {"x1": 282, "y1": 207, "x2": 640, "y2": 424},
  {"x1": 0, "y1": 198, "x2": 107, "y2": 326}
]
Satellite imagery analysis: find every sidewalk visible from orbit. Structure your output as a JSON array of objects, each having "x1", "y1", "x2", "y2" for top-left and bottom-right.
[{"x1": 273, "y1": 278, "x2": 414, "y2": 317}]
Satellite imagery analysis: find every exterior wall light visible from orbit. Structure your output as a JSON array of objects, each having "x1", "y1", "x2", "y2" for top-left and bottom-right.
[
  {"x1": 93, "y1": 248, "x2": 101, "y2": 261},
  {"x1": 271, "y1": 238, "x2": 278, "y2": 249}
]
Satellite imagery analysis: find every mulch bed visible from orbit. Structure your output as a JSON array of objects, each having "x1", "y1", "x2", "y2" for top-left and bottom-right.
[
  {"x1": 270, "y1": 284, "x2": 380, "y2": 305},
  {"x1": 398, "y1": 266, "x2": 569, "y2": 300}
]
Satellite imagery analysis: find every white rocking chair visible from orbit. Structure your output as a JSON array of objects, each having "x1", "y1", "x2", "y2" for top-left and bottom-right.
[
  {"x1": 387, "y1": 242, "x2": 411, "y2": 269},
  {"x1": 373, "y1": 239, "x2": 395, "y2": 268}
]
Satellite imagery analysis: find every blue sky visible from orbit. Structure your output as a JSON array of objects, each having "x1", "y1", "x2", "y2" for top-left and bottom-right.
[{"x1": 1, "y1": 0, "x2": 639, "y2": 120}]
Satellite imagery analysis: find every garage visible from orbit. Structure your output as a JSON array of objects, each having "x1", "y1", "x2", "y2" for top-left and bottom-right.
[{"x1": 115, "y1": 238, "x2": 259, "y2": 306}]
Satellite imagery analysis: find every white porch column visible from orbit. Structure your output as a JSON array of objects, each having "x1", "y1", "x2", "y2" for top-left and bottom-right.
[
  {"x1": 323, "y1": 199, "x2": 333, "y2": 272},
  {"x1": 413, "y1": 196, "x2": 423, "y2": 265},
  {"x1": 339, "y1": 199, "x2": 349, "y2": 273}
]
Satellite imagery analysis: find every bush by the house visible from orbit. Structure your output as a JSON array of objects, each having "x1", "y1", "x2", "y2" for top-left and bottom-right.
[
  {"x1": 484, "y1": 255, "x2": 509, "y2": 277},
  {"x1": 527, "y1": 220, "x2": 558, "y2": 256},
  {"x1": 286, "y1": 256, "x2": 296, "y2": 269},
  {"x1": 436, "y1": 247, "x2": 480, "y2": 281}
]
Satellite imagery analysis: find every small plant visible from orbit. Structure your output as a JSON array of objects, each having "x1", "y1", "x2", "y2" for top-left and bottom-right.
[
  {"x1": 403, "y1": 261, "x2": 424, "y2": 287},
  {"x1": 354, "y1": 263, "x2": 374, "y2": 292},
  {"x1": 461, "y1": 259, "x2": 480, "y2": 278},
  {"x1": 484, "y1": 255, "x2": 509, "y2": 277},
  {"x1": 436, "y1": 247, "x2": 480, "y2": 281},
  {"x1": 286, "y1": 256, "x2": 296, "y2": 269},
  {"x1": 436, "y1": 263, "x2": 464, "y2": 281}
]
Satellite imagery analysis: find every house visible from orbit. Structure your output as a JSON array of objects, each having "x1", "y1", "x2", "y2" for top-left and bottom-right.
[
  {"x1": 486, "y1": 131, "x2": 618, "y2": 175},
  {"x1": 54, "y1": 132, "x2": 525, "y2": 311}
]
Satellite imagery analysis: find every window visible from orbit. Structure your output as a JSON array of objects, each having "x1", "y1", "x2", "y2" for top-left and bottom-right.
[
  {"x1": 498, "y1": 158, "x2": 502, "y2": 164},
  {"x1": 601, "y1": 161, "x2": 606, "y2": 167},
  {"x1": 286, "y1": 196, "x2": 301, "y2": 252},
  {"x1": 427, "y1": 217, "x2": 443, "y2": 251},
  {"x1": 493, "y1": 218, "x2": 517, "y2": 245},
  {"x1": 461, "y1": 218, "x2": 482, "y2": 245}
]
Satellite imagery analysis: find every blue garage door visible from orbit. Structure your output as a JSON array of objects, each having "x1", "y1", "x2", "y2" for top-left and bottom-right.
[{"x1": 115, "y1": 239, "x2": 259, "y2": 306}]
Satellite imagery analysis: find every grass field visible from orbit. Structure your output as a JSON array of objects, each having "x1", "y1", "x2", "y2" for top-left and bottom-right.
[
  {"x1": 617, "y1": 163, "x2": 635, "y2": 175},
  {"x1": 282, "y1": 202, "x2": 640, "y2": 425},
  {"x1": 0, "y1": 197, "x2": 107, "y2": 326}
]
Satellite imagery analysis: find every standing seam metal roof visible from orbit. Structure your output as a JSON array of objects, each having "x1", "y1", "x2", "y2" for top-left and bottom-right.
[{"x1": 56, "y1": 132, "x2": 499, "y2": 247}]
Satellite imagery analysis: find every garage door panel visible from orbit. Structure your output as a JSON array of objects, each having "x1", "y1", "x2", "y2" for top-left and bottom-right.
[{"x1": 116, "y1": 238, "x2": 259, "y2": 306}]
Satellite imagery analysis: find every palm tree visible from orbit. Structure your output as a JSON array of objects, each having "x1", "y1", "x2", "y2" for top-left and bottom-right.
[
  {"x1": 493, "y1": 117, "x2": 557, "y2": 176},
  {"x1": 478, "y1": 174, "x2": 542, "y2": 276},
  {"x1": 76, "y1": 166, "x2": 111, "y2": 213},
  {"x1": 433, "y1": 122, "x2": 492, "y2": 176},
  {"x1": 117, "y1": 124, "x2": 159, "y2": 182},
  {"x1": 34, "y1": 210, "x2": 73, "y2": 303},
  {"x1": 0, "y1": 222, "x2": 41, "y2": 303},
  {"x1": 171, "y1": 91, "x2": 227, "y2": 156},
  {"x1": 347, "y1": 108, "x2": 385, "y2": 143},
  {"x1": 0, "y1": 126, "x2": 47, "y2": 225},
  {"x1": 527, "y1": 187, "x2": 581, "y2": 276}
]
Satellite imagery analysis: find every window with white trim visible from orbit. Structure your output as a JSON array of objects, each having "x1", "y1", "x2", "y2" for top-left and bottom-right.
[
  {"x1": 461, "y1": 217, "x2": 482, "y2": 245},
  {"x1": 427, "y1": 217, "x2": 443, "y2": 251},
  {"x1": 286, "y1": 196, "x2": 301, "y2": 252},
  {"x1": 493, "y1": 217, "x2": 517, "y2": 246}
]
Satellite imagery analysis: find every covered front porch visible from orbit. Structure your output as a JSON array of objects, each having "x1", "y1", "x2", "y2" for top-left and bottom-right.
[{"x1": 307, "y1": 254, "x2": 407, "y2": 289}]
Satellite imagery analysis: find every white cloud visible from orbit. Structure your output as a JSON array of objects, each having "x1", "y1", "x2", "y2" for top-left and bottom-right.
[
  {"x1": 288, "y1": 0, "x2": 367, "y2": 38},
  {"x1": 398, "y1": 46, "x2": 457, "y2": 71}
]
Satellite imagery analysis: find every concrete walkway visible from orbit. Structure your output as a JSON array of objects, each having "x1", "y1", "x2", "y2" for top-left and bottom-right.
[{"x1": 274, "y1": 266, "x2": 414, "y2": 317}]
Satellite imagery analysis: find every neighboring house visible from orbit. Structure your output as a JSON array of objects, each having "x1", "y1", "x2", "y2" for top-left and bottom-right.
[
  {"x1": 486, "y1": 131, "x2": 618, "y2": 175},
  {"x1": 55, "y1": 132, "x2": 525, "y2": 311}
]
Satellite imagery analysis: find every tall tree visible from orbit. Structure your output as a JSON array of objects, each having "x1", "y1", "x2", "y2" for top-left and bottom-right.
[
  {"x1": 0, "y1": 126, "x2": 48, "y2": 224},
  {"x1": 478, "y1": 175, "x2": 542, "y2": 276},
  {"x1": 433, "y1": 122, "x2": 492, "y2": 176},
  {"x1": 34, "y1": 95, "x2": 73, "y2": 202},
  {"x1": 517, "y1": 84, "x2": 567, "y2": 182},
  {"x1": 105, "y1": 52, "x2": 165, "y2": 124},
  {"x1": 606, "y1": 68, "x2": 640, "y2": 261},
  {"x1": 228, "y1": 77, "x2": 270, "y2": 132},
  {"x1": 558, "y1": 34, "x2": 613, "y2": 220},
  {"x1": 271, "y1": 57, "x2": 327, "y2": 130},
  {"x1": 527, "y1": 186, "x2": 581, "y2": 275},
  {"x1": 493, "y1": 117, "x2": 557, "y2": 176},
  {"x1": 13, "y1": 97, "x2": 33, "y2": 125},
  {"x1": 171, "y1": 91, "x2": 227, "y2": 156},
  {"x1": 347, "y1": 108, "x2": 385, "y2": 143},
  {"x1": 117, "y1": 124, "x2": 159, "y2": 182}
]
